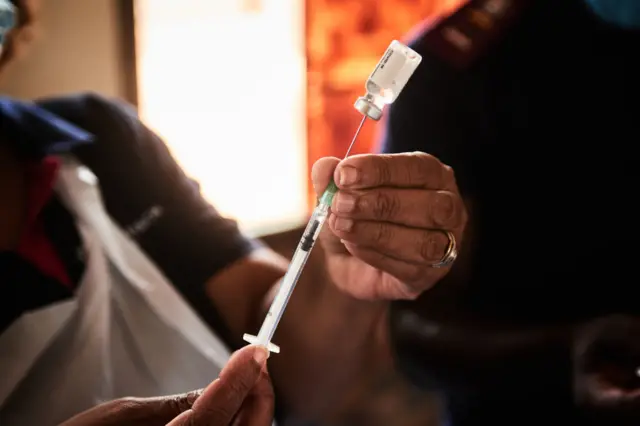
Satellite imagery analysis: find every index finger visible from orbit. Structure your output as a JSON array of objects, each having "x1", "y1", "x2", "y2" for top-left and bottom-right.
[
  {"x1": 229, "y1": 368, "x2": 274, "y2": 426},
  {"x1": 168, "y1": 345, "x2": 269, "y2": 426},
  {"x1": 334, "y1": 152, "x2": 454, "y2": 190}
]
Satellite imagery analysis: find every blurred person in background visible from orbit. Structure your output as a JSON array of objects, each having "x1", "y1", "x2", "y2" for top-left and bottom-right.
[
  {"x1": 379, "y1": 0, "x2": 640, "y2": 425},
  {"x1": 0, "y1": 0, "x2": 467, "y2": 425}
]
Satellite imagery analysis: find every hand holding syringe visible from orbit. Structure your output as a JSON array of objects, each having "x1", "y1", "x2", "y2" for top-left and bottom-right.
[{"x1": 243, "y1": 40, "x2": 422, "y2": 354}]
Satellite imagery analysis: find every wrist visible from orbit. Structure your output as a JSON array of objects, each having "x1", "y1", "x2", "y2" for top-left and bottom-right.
[
  {"x1": 313, "y1": 266, "x2": 391, "y2": 354},
  {"x1": 260, "y1": 249, "x2": 393, "y2": 420}
]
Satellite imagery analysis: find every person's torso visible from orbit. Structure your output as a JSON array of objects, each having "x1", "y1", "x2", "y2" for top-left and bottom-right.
[
  {"x1": 394, "y1": 1, "x2": 640, "y2": 424},
  {"x1": 438, "y1": 0, "x2": 640, "y2": 326}
]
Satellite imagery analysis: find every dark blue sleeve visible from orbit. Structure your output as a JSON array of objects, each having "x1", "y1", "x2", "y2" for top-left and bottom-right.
[{"x1": 38, "y1": 92, "x2": 261, "y2": 345}]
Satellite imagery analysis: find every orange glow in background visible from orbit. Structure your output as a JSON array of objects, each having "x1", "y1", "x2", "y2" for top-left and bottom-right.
[
  {"x1": 305, "y1": 0, "x2": 463, "y2": 209},
  {"x1": 135, "y1": 0, "x2": 463, "y2": 235}
]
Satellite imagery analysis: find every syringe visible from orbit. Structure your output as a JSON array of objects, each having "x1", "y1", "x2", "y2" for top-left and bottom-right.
[{"x1": 243, "y1": 40, "x2": 422, "y2": 354}]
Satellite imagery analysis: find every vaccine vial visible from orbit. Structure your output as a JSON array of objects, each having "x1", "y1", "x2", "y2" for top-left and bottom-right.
[{"x1": 354, "y1": 40, "x2": 422, "y2": 120}]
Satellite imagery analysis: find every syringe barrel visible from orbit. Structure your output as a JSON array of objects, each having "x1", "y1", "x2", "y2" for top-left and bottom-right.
[
  {"x1": 246, "y1": 38, "x2": 423, "y2": 354},
  {"x1": 255, "y1": 191, "x2": 333, "y2": 345}
]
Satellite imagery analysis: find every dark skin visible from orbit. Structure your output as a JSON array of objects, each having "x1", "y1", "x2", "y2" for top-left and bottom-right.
[
  {"x1": 59, "y1": 345, "x2": 274, "y2": 426},
  {"x1": 0, "y1": 36, "x2": 466, "y2": 426},
  {"x1": 2, "y1": 2, "x2": 470, "y2": 424},
  {"x1": 40, "y1": 0, "x2": 635, "y2": 423},
  {"x1": 206, "y1": 154, "x2": 466, "y2": 424},
  {"x1": 0, "y1": 137, "x2": 464, "y2": 425},
  {"x1": 0, "y1": 2, "x2": 484, "y2": 424}
]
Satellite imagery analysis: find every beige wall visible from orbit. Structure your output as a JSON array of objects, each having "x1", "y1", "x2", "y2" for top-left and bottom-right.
[{"x1": 0, "y1": 0, "x2": 128, "y2": 100}]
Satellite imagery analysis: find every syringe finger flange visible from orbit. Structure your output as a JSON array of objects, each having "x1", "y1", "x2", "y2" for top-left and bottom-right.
[{"x1": 242, "y1": 333, "x2": 281, "y2": 354}]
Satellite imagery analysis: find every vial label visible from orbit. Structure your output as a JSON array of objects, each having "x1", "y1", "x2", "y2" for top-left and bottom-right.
[
  {"x1": 369, "y1": 47, "x2": 407, "y2": 95},
  {"x1": 366, "y1": 40, "x2": 422, "y2": 104}
]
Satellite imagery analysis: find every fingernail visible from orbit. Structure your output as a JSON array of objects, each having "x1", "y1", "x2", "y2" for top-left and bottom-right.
[
  {"x1": 186, "y1": 390, "x2": 202, "y2": 405},
  {"x1": 253, "y1": 346, "x2": 269, "y2": 366},
  {"x1": 334, "y1": 217, "x2": 354, "y2": 232},
  {"x1": 432, "y1": 191, "x2": 456, "y2": 227},
  {"x1": 334, "y1": 193, "x2": 356, "y2": 213},
  {"x1": 339, "y1": 166, "x2": 359, "y2": 186}
]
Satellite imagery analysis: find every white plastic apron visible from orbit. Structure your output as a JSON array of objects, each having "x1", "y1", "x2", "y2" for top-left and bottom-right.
[{"x1": 0, "y1": 157, "x2": 232, "y2": 425}]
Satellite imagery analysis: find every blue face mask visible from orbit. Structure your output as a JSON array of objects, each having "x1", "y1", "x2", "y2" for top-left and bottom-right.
[
  {"x1": 0, "y1": 0, "x2": 16, "y2": 49},
  {"x1": 584, "y1": 0, "x2": 640, "y2": 29}
]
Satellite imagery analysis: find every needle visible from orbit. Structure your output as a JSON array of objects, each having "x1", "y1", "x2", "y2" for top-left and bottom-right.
[{"x1": 344, "y1": 116, "x2": 367, "y2": 158}]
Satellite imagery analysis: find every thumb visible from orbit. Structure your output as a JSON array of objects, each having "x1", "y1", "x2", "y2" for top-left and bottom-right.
[
  {"x1": 167, "y1": 345, "x2": 269, "y2": 426},
  {"x1": 311, "y1": 156, "x2": 340, "y2": 199},
  {"x1": 311, "y1": 157, "x2": 347, "y2": 254}
]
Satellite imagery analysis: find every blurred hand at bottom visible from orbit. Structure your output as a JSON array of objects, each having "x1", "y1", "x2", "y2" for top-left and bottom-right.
[
  {"x1": 60, "y1": 345, "x2": 273, "y2": 426},
  {"x1": 575, "y1": 315, "x2": 640, "y2": 425}
]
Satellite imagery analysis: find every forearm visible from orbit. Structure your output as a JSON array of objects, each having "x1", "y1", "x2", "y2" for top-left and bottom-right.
[
  {"x1": 272, "y1": 197, "x2": 478, "y2": 424},
  {"x1": 263, "y1": 247, "x2": 439, "y2": 425},
  {"x1": 265, "y1": 247, "x2": 384, "y2": 416},
  {"x1": 205, "y1": 246, "x2": 438, "y2": 425}
]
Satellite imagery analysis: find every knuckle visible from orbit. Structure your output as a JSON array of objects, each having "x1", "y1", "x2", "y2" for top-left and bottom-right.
[
  {"x1": 97, "y1": 397, "x2": 155, "y2": 420},
  {"x1": 372, "y1": 222, "x2": 393, "y2": 245},
  {"x1": 411, "y1": 151, "x2": 435, "y2": 164},
  {"x1": 442, "y1": 164, "x2": 455, "y2": 183},
  {"x1": 396, "y1": 284, "x2": 423, "y2": 300},
  {"x1": 410, "y1": 264, "x2": 437, "y2": 285},
  {"x1": 409, "y1": 152, "x2": 436, "y2": 183},
  {"x1": 406, "y1": 267, "x2": 426, "y2": 284},
  {"x1": 371, "y1": 191, "x2": 400, "y2": 220},
  {"x1": 203, "y1": 404, "x2": 237, "y2": 423},
  {"x1": 375, "y1": 155, "x2": 393, "y2": 185},
  {"x1": 403, "y1": 288, "x2": 423, "y2": 300},
  {"x1": 413, "y1": 152, "x2": 452, "y2": 188},
  {"x1": 418, "y1": 231, "x2": 448, "y2": 262},
  {"x1": 227, "y1": 373, "x2": 254, "y2": 397},
  {"x1": 110, "y1": 397, "x2": 143, "y2": 415},
  {"x1": 165, "y1": 392, "x2": 199, "y2": 415}
]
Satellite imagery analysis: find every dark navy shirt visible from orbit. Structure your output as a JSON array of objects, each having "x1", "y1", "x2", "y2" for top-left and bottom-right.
[
  {"x1": 381, "y1": 1, "x2": 640, "y2": 425},
  {"x1": 0, "y1": 92, "x2": 258, "y2": 347}
]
